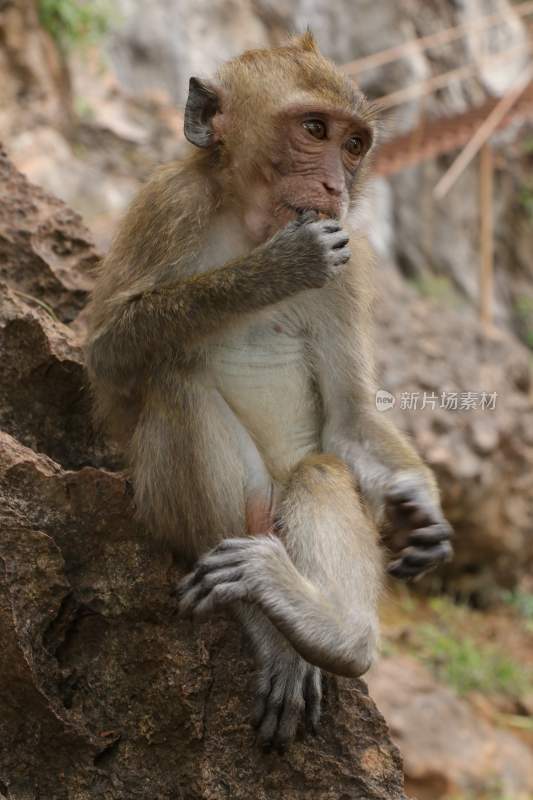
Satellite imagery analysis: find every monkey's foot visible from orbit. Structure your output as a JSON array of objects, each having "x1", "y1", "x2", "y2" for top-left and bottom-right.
[
  {"x1": 385, "y1": 480, "x2": 453, "y2": 580},
  {"x1": 253, "y1": 651, "x2": 322, "y2": 752},
  {"x1": 177, "y1": 536, "x2": 286, "y2": 619}
]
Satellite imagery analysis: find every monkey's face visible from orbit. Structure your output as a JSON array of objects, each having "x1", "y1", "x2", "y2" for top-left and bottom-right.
[
  {"x1": 265, "y1": 106, "x2": 373, "y2": 234},
  {"x1": 236, "y1": 107, "x2": 374, "y2": 243},
  {"x1": 183, "y1": 35, "x2": 377, "y2": 242}
]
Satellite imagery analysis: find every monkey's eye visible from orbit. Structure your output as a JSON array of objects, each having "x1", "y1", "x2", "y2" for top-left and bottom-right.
[
  {"x1": 345, "y1": 135, "x2": 365, "y2": 156},
  {"x1": 303, "y1": 119, "x2": 327, "y2": 140}
]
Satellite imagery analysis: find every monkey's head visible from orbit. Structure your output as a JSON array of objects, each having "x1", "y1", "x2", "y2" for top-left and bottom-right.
[{"x1": 184, "y1": 33, "x2": 378, "y2": 241}]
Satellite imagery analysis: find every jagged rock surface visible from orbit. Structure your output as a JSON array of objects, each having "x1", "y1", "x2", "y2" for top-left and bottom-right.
[{"x1": 0, "y1": 149, "x2": 407, "y2": 799}]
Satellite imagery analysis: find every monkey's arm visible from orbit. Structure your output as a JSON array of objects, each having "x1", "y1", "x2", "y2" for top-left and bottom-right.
[
  {"x1": 314, "y1": 241, "x2": 453, "y2": 578},
  {"x1": 86, "y1": 215, "x2": 348, "y2": 384}
]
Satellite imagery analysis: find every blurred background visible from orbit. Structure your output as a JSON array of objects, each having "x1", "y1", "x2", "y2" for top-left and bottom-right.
[{"x1": 1, "y1": 1, "x2": 532, "y2": 798}]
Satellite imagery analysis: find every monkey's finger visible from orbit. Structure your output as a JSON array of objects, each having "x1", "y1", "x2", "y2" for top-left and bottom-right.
[
  {"x1": 408, "y1": 522, "x2": 454, "y2": 547},
  {"x1": 389, "y1": 500, "x2": 435, "y2": 529},
  {"x1": 313, "y1": 225, "x2": 347, "y2": 248},
  {"x1": 330, "y1": 233, "x2": 350, "y2": 250},
  {"x1": 385, "y1": 483, "x2": 423, "y2": 509},
  {"x1": 397, "y1": 541, "x2": 453, "y2": 568},
  {"x1": 304, "y1": 668, "x2": 322, "y2": 735},
  {"x1": 191, "y1": 553, "x2": 247, "y2": 583},
  {"x1": 192, "y1": 548, "x2": 250, "y2": 578},
  {"x1": 331, "y1": 246, "x2": 351, "y2": 266},
  {"x1": 387, "y1": 559, "x2": 429, "y2": 580},
  {"x1": 309, "y1": 217, "x2": 341, "y2": 233},
  {"x1": 177, "y1": 580, "x2": 208, "y2": 616},
  {"x1": 297, "y1": 210, "x2": 319, "y2": 225},
  {"x1": 178, "y1": 568, "x2": 245, "y2": 615},
  {"x1": 321, "y1": 221, "x2": 342, "y2": 233},
  {"x1": 187, "y1": 581, "x2": 249, "y2": 619},
  {"x1": 386, "y1": 480, "x2": 419, "y2": 500},
  {"x1": 194, "y1": 566, "x2": 245, "y2": 596},
  {"x1": 175, "y1": 571, "x2": 198, "y2": 599}
]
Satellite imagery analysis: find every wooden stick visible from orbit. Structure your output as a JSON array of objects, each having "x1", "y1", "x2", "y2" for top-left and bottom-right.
[
  {"x1": 479, "y1": 143, "x2": 494, "y2": 333},
  {"x1": 434, "y1": 63, "x2": 533, "y2": 199},
  {"x1": 341, "y1": 0, "x2": 533, "y2": 75},
  {"x1": 376, "y1": 44, "x2": 530, "y2": 111}
]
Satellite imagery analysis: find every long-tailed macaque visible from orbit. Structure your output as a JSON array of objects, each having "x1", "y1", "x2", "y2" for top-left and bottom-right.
[{"x1": 86, "y1": 33, "x2": 453, "y2": 749}]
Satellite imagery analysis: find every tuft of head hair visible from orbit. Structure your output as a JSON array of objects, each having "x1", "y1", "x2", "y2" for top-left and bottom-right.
[{"x1": 293, "y1": 30, "x2": 318, "y2": 52}]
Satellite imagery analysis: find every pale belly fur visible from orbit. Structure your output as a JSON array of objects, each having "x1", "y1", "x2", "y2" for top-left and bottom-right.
[{"x1": 206, "y1": 314, "x2": 321, "y2": 482}]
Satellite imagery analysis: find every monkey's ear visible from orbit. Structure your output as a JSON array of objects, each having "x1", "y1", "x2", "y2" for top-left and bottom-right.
[{"x1": 184, "y1": 77, "x2": 221, "y2": 148}]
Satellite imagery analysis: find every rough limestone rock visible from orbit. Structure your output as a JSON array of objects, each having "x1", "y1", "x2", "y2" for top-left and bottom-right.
[
  {"x1": 0, "y1": 150, "x2": 407, "y2": 798},
  {"x1": 0, "y1": 146, "x2": 95, "y2": 323},
  {"x1": 0, "y1": 429, "x2": 407, "y2": 800}
]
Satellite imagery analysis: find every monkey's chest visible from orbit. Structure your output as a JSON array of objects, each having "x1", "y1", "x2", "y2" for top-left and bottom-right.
[{"x1": 208, "y1": 320, "x2": 321, "y2": 479}]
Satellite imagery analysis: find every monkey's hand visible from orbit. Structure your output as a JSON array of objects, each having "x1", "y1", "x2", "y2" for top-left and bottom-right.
[
  {"x1": 177, "y1": 536, "x2": 288, "y2": 619},
  {"x1": 384, "y1": 477, "x2": 453, "y2": 580},
  {"x1": 253, "y1": 649, "x2": 321, "y2": 751},
  {"x1": 264, "y1": 212, "x2": 351, "y2": 293}
]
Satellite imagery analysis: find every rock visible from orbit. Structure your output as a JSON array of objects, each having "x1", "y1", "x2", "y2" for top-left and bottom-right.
[
  {"x1": 0, "y1": 149, "x2": 407, "y2": 797},
  {"x1": 0, "y1": 145, "x2": 96, "y2": 323},
  {"x1": 0, "y1": 429, "x2": 407, "y2": 799},
  {"x1": 0, "y1": 285, "x2": 113, "y2": 469},
  {"x1": 366, "y1": 655, "x2": 533, "y2": 799}
]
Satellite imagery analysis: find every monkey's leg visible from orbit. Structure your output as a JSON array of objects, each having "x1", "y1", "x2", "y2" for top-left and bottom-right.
[
  {"x1": 130, "y1": 379, "x2": 272, "y2": 558},
  {"x1": 179, "y1": 453, "x2": 382, "y2": 679},
  {"x1": 149, "y1": 386, "x2": 321, "y2": 750}
]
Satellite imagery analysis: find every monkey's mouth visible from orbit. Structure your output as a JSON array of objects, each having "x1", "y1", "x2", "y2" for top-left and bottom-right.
[{"x1": 285, "y1": 203, "x2": 338, "y2": 221}]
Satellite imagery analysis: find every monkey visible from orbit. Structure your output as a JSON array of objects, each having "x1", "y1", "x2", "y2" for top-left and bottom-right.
[{"x1": 85, "y1": 33, "x2": 453, "y2": 750}]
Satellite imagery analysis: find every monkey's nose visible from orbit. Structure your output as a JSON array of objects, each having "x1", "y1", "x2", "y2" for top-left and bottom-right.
[{"x1": 322, "y1": 180, "x2": 343, "y2": 197}]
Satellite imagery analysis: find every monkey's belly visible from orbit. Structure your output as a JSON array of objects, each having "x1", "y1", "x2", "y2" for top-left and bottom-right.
[{"x1": 208, "y1": 330, "x2": 321, "y2": 481}]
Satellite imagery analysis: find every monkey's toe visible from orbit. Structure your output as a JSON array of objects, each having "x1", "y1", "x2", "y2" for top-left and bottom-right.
[
  {"x1": 304, "y1": 668, "x2": 322, "y2": 735},
  {"x1": 254, "y1": 659, "x2": 321, "y2": 750}
]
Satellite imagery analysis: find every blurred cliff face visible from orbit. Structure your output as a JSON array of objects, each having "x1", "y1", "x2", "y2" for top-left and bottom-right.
[{"x1": 106, "y1": 0, "x2": 529, "y2": 105}]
